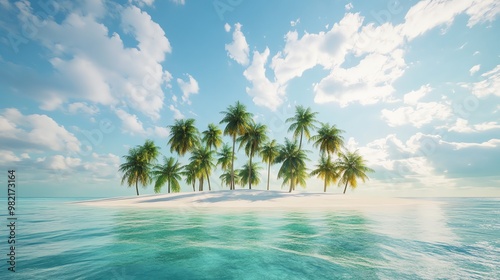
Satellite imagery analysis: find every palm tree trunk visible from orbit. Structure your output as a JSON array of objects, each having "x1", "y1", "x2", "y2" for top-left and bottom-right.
[
  {"x1": 299, "y1": 130, "x2": 303, "y2": 150},
  {"x1": 343, "y1": 181, "x2": 349, "y2": 194},
  {"x1": 192, "y1": 180, "x2": 196, "y2": 192},
  {"x1": 266, "y1": 162, "x2": 270, "y2": 191},
  {"x1": 248, "y1": 155, "x2": 253, "y2": 190},
  {"x1": 231, "y1": 135, "x2": 236, "y2": 190},
  {"x1": 206, "y1": 169, "x2": 211, "y2": 191},
  {"x1": 324, "y1": 179, "x2": 327, "y2": 193},
  {"x1": 289, "y1": 171, "x2": 294, "y2": 193},
  {"x1": 168, "y1": 181, "x2": 171, "y2": 194},
  {"x1": 199, "y1": 176, "x2": 204, "y2": 191},
  {"x1": 135, "y1": 180, "x2": 139, "y2": 196}
]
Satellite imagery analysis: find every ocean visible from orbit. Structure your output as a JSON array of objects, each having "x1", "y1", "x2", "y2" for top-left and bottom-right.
[{"x1": 3, "y1": 197, "x2": 499, "y2": 279}]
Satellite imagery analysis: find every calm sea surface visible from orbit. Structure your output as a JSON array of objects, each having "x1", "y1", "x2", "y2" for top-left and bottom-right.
[{"x1": 2, "y1": 197, "x2": 499, "y2": 279}]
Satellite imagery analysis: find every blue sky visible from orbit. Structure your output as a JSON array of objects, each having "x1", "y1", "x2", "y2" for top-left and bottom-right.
[{"x1": 0, "y1": 0, "x2": 499, "y2": 197}]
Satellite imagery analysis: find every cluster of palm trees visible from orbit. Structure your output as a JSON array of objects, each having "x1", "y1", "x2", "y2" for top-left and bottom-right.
[{"x1": 119, "y1": 101, "x2": 373, "y2": 195}]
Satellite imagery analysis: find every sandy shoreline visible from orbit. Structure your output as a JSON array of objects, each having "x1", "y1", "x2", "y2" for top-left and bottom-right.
[{"x1": 75, "y1": 189, "x2": 437, "y2": 210}]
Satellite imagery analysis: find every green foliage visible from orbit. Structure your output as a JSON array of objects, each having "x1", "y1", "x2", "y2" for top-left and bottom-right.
[
  {"x1": 275, "y1": 138, "x2": 309, "y2": 192},
  {"x1": 286, "y1": 105, "x2": 318, "y2": 149},
  {"x1": 311, "y1": 123, "x2": 344, "y2": 156},
  {"x1": 202, "y1": 123, "x2": 223, "y2": 151},
  {"x1": 310, "y1": 155, "x2": 338, "y2": 192},
  {"x1": 217, "y1": 143, "x2": 234, "y2": 171},
  {"x1": 168, "y1": 118, "x2": 200, "y2": 156},
  {"x1": 119, "y1": 140, "x2": 159, "y2": 195},
  {"x1": 151, "y1": 157, "x2": 183, "y2": 193},
  {"x1": 237, "y1": 161, "x2": 262, "y2": 187},
  {"x1": 336, "y1": 150, "x2": 374, "y2": 194}
]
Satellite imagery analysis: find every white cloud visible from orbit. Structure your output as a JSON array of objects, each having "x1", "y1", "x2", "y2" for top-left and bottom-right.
[
  {"x1": 225, "y1": 23, "x2": 250, "y2": 65},
  {"x1": 290, "y1": 18, "x2": 300, "y2": 27},
  {"x1": 224, "y1": 23, "x2": 231, "y2": 32},
  {"x1": 170, "y1": 0, "x2": 185, "y2": 5},
  {"x1": 464, "y1": 65, "x2": 500, "y2": 98},
  {"x1": 402, "y1": 0, "x2": 500, "y2": 41},
  {"x1": 403, "y1": 84, "x2": 431, "y2": 105},
  {"x1": 469, "y1": 64, "x2": 481, "y2": 75},
  {"x1": 0, "y1": 150, "x2": 21, "y2": 165},
  {"x1": 2, "y1": 2, "x2": 171, "y2": 121},
  {"x1": 0, "y1": 108, "x2": 81, "y2": 153},
  {"x1": 314, "y1": 50, "x2": 406, "y2": 106},
  {"x1": 42, "y1": 155, "x2": 82, "y2": 170},
  {"x1": 114, "y1": 109, "x2": 146, "y2": 135},
  {"x1": 169, "y1": 105, "x2": 185, "y2": 120},
  {"x1": 345, "y1": 3, "x2": 353, "y2": 11},
  {"x1": 67, "y1": 102, "x2": 99, "y2": 115},
  {"x1": 130, "y1": 0, "x2": 155, "y2": 7},
  {"x1": 153, "y1": 126, "x2": 170, "y2": 137},
  {"x1": 447, "y1": 118, "x2": 500, "y2": 133},
  {"x1": 177, "y1": 74, "x2": 199, "y2": 104},
  {"x1": 243, "y1": 48, "x2": 285, "y2": 111},
  {"x1": 381, "y1": 101, "x2": 452, "y2": 128}
]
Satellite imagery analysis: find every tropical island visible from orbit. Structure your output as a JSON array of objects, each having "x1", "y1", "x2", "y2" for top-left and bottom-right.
[{"x1": 118, "y1": 101, "x2": 374, "y2": 198}]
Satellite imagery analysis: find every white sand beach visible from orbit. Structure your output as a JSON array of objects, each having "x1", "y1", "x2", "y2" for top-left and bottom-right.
[{"x1": 76, "y1": 189, "x2": 434, "y2": 210}]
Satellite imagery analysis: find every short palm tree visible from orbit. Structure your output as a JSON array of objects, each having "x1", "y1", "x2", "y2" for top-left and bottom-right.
[
  {"x1": 168, "y1": 118, "x2": 200, "y2": 156},
  {"x1": 286, "y1": 106, "x2": 318, "y2": 150},
  {"x1": 310, "y1": 155, "x2": 338, "y2": 192},
  {"x1": 189, "y1": 146, "x2": 215, "y2": 191},
  {"x1": 336, "y1": 150, "x2": 374, "y2": 194},
  {"x1": 238, "y1": 122, "x2": 268, "y2": 189},
  {"x1": 220, "y1": 101, "x2": 253, "y2": 190},
  {"x1": 140, "y1": 139, "x2": 161, "y2": 164},
  {"x1": 220, "y1": 170, "x2": 240, "y2": 188},
  {"x1": 311, "y1": 123, "x2": 344, "y2": 156},
  {"x1": 260, "y1": 139, "x2": 279, "y2": 190},
  {"x1": 217, "y1": 143, "x2": 234, "y2": 171},
  {"x1": 237, "y1": 161, "x2": 261, "y2": 188},
  {"x1": 182, "y1": 162, "x2": 198, "y2": 192},
  {"x1": 119, "y1": 146, "x2": 152, "y2": 196},
  {"x1": 275, "y1": 138, "x2": 308, "y2": 192},
  {"x1": 151, "y1": 157, "x2": 183, "y2": 193},
  {"x1": 202, "y1": 123, "x2": 223, "y2": 151},
  {"x1": 280, "y1": 163, "x2": 308, "y2": 191}
]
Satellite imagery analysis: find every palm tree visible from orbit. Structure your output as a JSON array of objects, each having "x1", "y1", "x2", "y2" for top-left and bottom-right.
[
  {"x1": 189, "y1": 146, "x2": 215, "y2": 191},
  {"x1": 183, "y1": 162, "x2": 198, "y2": 192},
  {"x1": 238, "y1": 122, "x2": 268, "y2": 189},
  {"x1": 237, "y1": 161, "x2": 261, "y2": 188},
  {"x1": 310, "y1": 155, "x2": 338, "y2": 192},
  {"x1": 336, "y1": 150, "x2": 374, "y2": 194},
  {"x1": 119, "y1": 141, "x2": 156, "y2": 195},
  {"x1": 168, "y1": 118, "x2": 200, "y2": 156},
  {"x1": 286, "y1": 106, "x2": 318, "y2": 150},
  {"x1": 220, "y1": 101, "x2": 253, "y2": 190},
  {"x1": 260, "y1": 139, "x2": 279, "y2": 190},
  {"x1": 280, "y1": 163, "x2": 308, "y2": 191},
  {"x1": 140, "y1": 139, "x2": 161, "y2": 164},
  {"x1": 151, "y1": 157, "x2": 183, "y2": 193},
  {"x1": 220, "y1": 170, "x2": 240, "y2": 188},
  {"x1": 202, "y1": 123, "x2": 223, "y2": 151},
  {"x1": 275, "y1": 138, "x2": 308, "y2": 192},
  {"x1": 217, "y1": 143, "x2": 234, "y2": 171},
  {"x1": 311, "y1": 123, "x2": 344, "y2": 156}
]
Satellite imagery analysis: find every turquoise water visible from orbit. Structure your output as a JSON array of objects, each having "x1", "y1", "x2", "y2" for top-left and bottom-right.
[{"x1": 3, "y1": 198, "x2": 499, "y2": 279}]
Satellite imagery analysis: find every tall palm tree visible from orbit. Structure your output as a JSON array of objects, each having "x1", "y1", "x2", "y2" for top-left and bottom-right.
[
  {"x1": 275, "y1": 138, "x2": 308, "y2": 192},
  {"x1": 220, "y1": 101, "x2": 253, "y2": 190},
  {"x1": 168, "y1": 118, "x2": 200, "y2": 156},
  {"x1": 202, "y1": 123, "x2": 223, "y2": 151},
  {"x1": 237, "y1": 161, "x2": 261, "y2": 188},
  {"x1": 260, "y1": 139, "x2": 279, "y2": 190},
  {"x1": 336, "y1": 150, "x2": 374, "y2": 194},
  {"x1": 238, "y1": 122, "x2": 268, "y2": 189},
  {"x1": 151, "y1": 157, "x2": 183, "y2": 193},
  {"x1": 119, "y1": 146, "x2": 151, "y2": 196},
  {"x1": 310, "y1": 155, "x2": 338, "y2": 192},
  {"x1": 286, "y1": 106, "x2": 318, "y2": 150},
  {"x1": 183, "y1": 162, "x2": 198, "y2": 192},
  {"x1": 189, "y1": 146, "x2": 215, "y2": 191},
  {"x1": 217, "y1": 143, "x2": 234, "y2": 172},
  {"x1": 311, "y1": 123, "x2": 344, "y2": 156}
]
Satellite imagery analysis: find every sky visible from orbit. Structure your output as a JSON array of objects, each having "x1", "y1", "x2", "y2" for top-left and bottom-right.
[{"x1": 0, "y1": 0, "x2": 499, "y2": 197}]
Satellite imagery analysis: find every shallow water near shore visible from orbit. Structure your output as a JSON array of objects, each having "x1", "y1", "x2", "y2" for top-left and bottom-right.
[{"x1": 6, "y1": 197, "x2": 500, "y2": 279}]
